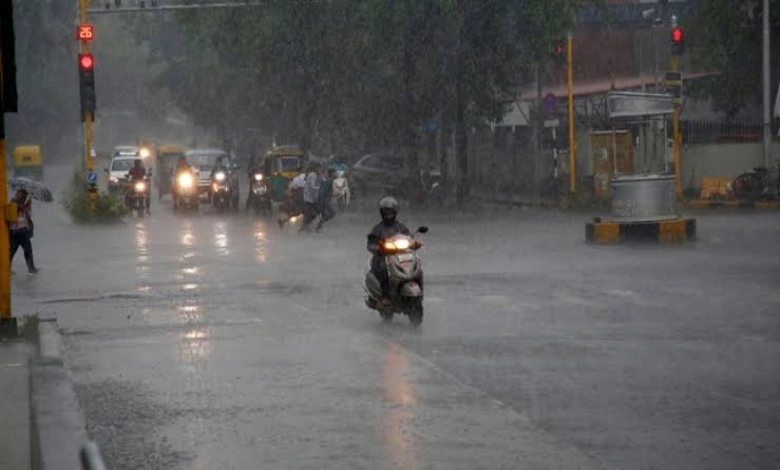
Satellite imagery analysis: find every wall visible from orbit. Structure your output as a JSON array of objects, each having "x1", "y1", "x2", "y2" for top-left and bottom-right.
[{"x1": 680, "y1": 143, "x2": 780, "y2": 190}]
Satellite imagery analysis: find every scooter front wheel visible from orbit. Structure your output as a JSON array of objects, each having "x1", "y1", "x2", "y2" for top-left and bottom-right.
[{"x1": 407, "y1": 298, "x2": 423, "y2": 326}]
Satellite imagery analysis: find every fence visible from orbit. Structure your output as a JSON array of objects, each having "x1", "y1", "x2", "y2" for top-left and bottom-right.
[{"x1": 681, "y1": 117, "x2": 780, "y2": 145}]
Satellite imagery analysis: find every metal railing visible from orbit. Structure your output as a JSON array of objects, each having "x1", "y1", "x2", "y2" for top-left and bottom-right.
[
  {"x1": 80, "y1": 441, "x2": 108, "y2": 470},
  {"x1": 680, "y1": 117, "x2": 780, "y2": 145}
]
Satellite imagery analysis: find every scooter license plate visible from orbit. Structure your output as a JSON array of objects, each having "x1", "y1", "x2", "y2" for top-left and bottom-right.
[{"x1": 397, "y1": 253, "x2": 414, "y2": 262}]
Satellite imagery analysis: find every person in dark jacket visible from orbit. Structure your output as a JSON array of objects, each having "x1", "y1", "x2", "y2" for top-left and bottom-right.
[
  {"x1": 366, "y1": 196, "x2": 420, "y2": 304},
  {"x1": 315, "y1": 168, "x2": 336, "y2": 232},
  {"x1": 9, "y1": 189, "x2": 38, "y2": 275}
]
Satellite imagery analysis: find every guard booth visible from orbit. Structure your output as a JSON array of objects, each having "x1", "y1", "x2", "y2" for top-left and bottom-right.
[
  {"x1": 602, "y1": 91, "x2": 678, "y2": 221},
  {"x1": 590, "y1": 92, "x2": 677, "y2": 203}
]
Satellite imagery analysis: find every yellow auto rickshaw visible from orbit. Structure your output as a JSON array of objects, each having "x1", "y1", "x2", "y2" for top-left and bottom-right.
[
  {"x1": 13, "y1": 145, "x2": 43, "y2": 181},
  {"x1": 156, "y1": 144, "x2": 188, "y2": 200},
  {"x1": 262, "y1": 145, "x2": 308, "y2": 202}
]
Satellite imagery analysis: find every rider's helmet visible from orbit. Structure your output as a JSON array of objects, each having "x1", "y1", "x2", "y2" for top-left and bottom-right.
[
  {"x1": 379, "y1": 196, "x2": 398, "y2": 223},
  {"x1": 134, "y1": 158, "x2": 142, "y2": 167}
]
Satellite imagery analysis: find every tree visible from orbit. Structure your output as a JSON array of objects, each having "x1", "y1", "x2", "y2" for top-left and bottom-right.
[{"x1": 687, "y1": 0, "x2": 780, "y2": 116}]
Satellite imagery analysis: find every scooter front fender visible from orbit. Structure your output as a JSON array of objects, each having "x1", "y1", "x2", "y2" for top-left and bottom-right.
[{"x1": 399, "y1": 282, "x2": 422, "y2": 298}]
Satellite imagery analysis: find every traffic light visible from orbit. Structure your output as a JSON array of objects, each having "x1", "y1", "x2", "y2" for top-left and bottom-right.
[
  {"x1": 551, "y1": 41, "x2": 566, "y2": 69},
  {"x1": 671, "y1": 27, "x2": 685, "y2": 56},
  {"x1": 78, "y1": 53, "x2": 97, "y2": 121}
]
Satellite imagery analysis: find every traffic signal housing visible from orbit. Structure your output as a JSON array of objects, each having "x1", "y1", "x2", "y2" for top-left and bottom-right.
[
  {"x1": 78, "y1": 53, "x2": 97, "y2": 121},
  {"x1": 671, "y1": 27, "x2": 685, "y2": 56}
]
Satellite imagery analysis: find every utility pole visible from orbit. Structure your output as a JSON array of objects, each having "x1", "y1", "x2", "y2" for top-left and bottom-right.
[
  {"x1": 567, "y1": 31, "x2": 576, "y2": 195},
  {"x1": 762, "y1": 0, "x2": 771, "y2": 167},
  {"x1": 670, "y1": 16, "x2": 683, "y2": 197}
]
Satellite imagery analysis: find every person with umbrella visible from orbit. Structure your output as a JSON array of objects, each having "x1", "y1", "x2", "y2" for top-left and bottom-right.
[{"x1": 9, "y1": 189, "x2": 38, "y2": 275}]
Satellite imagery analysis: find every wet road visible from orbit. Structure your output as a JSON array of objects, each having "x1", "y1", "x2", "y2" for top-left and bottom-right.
[{"x1": 13, "y1": 181, "x2": 780, "y2": 470}]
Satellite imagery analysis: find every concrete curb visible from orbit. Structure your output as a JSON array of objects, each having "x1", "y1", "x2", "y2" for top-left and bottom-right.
[
  {"x1": 586, "y1": 217, "x2": 696, "y2": 244},
  {"x1": 30, "y1": 320, "x2": 94, "y2": 470},
  {"x1": 682, "y1": 199, "x2": 779, "y2": 210}
]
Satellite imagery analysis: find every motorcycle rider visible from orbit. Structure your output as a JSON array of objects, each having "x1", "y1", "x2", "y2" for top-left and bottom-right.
[
  {"x1": 127, "y1": 158, "x2": 151, "y2": 214},
  {"x1": 366, "y1": 197, "x2": 421, "y2": 305}
]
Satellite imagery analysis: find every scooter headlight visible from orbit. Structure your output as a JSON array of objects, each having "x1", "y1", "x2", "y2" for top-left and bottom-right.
[
  {"x1": 134, "y1": 181, "x2": 146, "y2": 192},
  {"x1": 393, "y1": 239, "x2": 410, "y2": 250},
  {"x1": 178, "y1": 173, "x2": 194, "y2": 188},
  {"x1": 253, "y1": 173, "x2": 264, "y2": 181},
  {"x1": 214, "y1": 172, "x2": 226, "y2": 182}
]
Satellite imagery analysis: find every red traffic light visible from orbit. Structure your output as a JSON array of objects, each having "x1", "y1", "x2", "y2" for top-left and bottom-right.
[
  {"x1": 79, "y1": 54, "x2": 94, "y2": 70},
  {"x1": 671, "y1": 27, "x2": 684, "y2": 44},
  {"x1": 556, "y1": 44, "x2": 565, "y2": 55}
]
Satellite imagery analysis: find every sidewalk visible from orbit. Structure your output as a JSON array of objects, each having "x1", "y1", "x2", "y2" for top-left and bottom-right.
[{"x1": 0, "y1": 339, "x2": 33, "y2": 470}]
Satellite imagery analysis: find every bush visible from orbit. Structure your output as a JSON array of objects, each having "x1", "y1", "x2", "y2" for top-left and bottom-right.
[{"x1": 62, "y1": 171, "x2": 129, "y2": 224}]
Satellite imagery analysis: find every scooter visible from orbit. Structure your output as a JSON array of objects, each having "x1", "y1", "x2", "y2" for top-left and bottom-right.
[
  {"x1": 125, "y1": 176, "x2": 150, "y2": 218},
  {"x1": 173, "y1": 170, "x2": 199, "y2": 212},
  {"x1": 363, "y1": 226, "x2": 429, "y2": 326},
  {"x1": 249, "y1": 172, "x2": 273, "y2": 216},
  {"x1": 333, "y1": 170, "x2": 350, "y2": 210},
  {"x1": 211, "y1": 170, "x2": 234, "y2": 213},
  {"x1": 732, "y1": 164, "x2": 779, "y2": 201}
]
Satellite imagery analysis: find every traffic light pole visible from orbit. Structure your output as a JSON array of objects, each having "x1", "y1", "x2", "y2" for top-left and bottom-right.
[
  {"x1": 79, "y1": 0, "x2": 97, "y2": 203},
  {"x1": 671, "y1": 54, "x2": 681, "y2": 197}
]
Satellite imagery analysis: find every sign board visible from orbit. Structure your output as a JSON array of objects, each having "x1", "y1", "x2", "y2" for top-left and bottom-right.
[
  {"x1": 77, "y1": 24, "x2": 94, "y2": 42},
  {"x1": 87, "y1": 172, "x2": 98, "y2": 184},
  {"x1": 664, "y1": 71, "x2": 683, "y2": 105},
  {"x1": 544, "y1": 93, "x2": 559, "y2": 118},
  {"x1": 544, "y1": 119, "x2": 560, "y2": 128},
  {"x1": 606, "y1": 92, "x2": 675, "y2": 118},
  {"x1": 90, "y1": 144, "x2": 97, "y2": 158}
]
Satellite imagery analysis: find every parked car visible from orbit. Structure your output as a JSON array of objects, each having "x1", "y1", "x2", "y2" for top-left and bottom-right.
[{"x1": 351, "y1": 153, "x2": 442, "y2": 200}]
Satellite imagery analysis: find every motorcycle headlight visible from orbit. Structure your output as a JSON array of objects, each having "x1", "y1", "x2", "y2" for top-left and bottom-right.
[
  {"x1": 178, "y1": 173, "x2": 193, "y2": 188},
  {"x1": 383, "y1": 241, "x2": 397, "y2": 251},
  {"x1": 393, "y1": 239, "x2": 410, "y2": 250},
  {"x1": 215, "y1": 172, "x2": 226, "y2": 182},
  {"x1": 254, "y1": 173, "x2": 264, "y2": 181},
  {"x1": 134, "y1": 181, "x2": 146, "y2": 192}
]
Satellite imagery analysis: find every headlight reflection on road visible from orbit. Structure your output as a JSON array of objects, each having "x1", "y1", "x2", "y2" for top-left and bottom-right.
[
  {"x1": 135, "y1": 222, "x2": 150, "y2": 280},
  {"x1": 381, "y1": 342, "x2": 418, "y2": 470},
  {"x1": 253, "y1": 221, "x2": 268, "y2": 264},
  {"x1": 176, "y1": 305, "x2": 202, "y2": 323},
  {"x1": 213, "y1": 221, "x2": 230, "y2": 256},
  {"x1": 179, "y1": 328, "x2": 211, "y2": 365},
  {"x1": 180, "y1": 221, "x2": 195, "y2": 247}
]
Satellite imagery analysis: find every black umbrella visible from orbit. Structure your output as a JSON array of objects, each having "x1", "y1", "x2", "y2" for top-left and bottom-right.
[{"x1": 8, "y1": 177, "x2": 54, "y2": 202}]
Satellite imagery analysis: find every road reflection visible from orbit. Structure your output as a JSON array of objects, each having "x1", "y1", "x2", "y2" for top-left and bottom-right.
[
  {"x1": 135, "y1": 222, "x2": 149, "y2": 280},
  {"x1": 180, "y1": 220, "x2": 196, "y2": 247},
  {"x1": 178, "y1": 326, "x2": 212, "y2": 468},
  {"x1": 253, "y1": 220, "x2": 268, "y2": 264},
  {"x1": 213, "y1": 221, "x2": 230, "y2": 256},
  {"x1": 380, "y1": 342, "x2": 418, "y2": 470}
]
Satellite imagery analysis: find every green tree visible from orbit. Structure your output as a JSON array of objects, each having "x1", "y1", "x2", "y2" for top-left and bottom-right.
[{"x1": 688, "y1": 0, "x2": 780, "y2": 116}]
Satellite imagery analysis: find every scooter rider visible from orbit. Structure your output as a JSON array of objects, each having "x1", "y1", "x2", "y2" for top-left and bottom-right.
[
  {"x1": 366, "y1": 197, "x2": 422, "y2": 305},
  {"x1": 127, "y1": 158, "x2": 151, "y2": 214}
]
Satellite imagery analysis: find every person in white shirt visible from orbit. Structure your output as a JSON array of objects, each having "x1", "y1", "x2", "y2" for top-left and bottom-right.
[{"x1": 278, "y1": 170, "x2": 308, "y2": 230}]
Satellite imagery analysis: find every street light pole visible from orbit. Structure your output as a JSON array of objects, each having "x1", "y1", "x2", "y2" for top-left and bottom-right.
[{"x1": 762, "y1": 0, "x2": 771, "y2": 167}]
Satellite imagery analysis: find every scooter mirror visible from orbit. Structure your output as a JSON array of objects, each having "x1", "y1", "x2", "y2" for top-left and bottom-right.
[{"x1": 417, "y1": 226, "x2": 429, "y2": 234}]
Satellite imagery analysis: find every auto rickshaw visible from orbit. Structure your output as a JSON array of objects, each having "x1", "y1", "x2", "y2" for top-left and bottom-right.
[
  {"x1": 155, "y1": 144, "x2": 187, "y2": 200},
  {"x1": 261, "y1": 145, "x2": 307, "y2": 203},
  {"x1": 12, "y1": 145, "x2": 43, "y2": 181}
]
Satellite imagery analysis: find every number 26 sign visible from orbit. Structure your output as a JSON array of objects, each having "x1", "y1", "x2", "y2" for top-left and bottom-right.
[{"x1": 77, "y1": 25, "x2": 94, "y2": 42}]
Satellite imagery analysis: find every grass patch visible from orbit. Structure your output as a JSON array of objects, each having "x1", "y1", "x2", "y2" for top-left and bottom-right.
[{"x1": 62, "y1": 171, "x2": 129, "y2": 224}]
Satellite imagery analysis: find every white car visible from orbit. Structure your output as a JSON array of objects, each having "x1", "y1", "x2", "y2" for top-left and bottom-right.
[{"x1": 105, "y1": 155, "x2": 150, "y2": 194}]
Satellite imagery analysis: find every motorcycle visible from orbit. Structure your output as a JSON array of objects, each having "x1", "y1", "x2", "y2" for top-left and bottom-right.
[
  {"x1": 173, "y1": 170, "x2": 199, "y2": 212},
  {"x1": 211, "y1": 170, "x2": 236, "y2": 213},
  {"x1": 249, "y1": 172, "x2": 273, "y2": 216},
  {"x1": 731, "y1": 164, "x2": 779, "y2": 201},
  {"x1": 333, "y1": 170, "x2": 350, "y2": 210},
  {"x1": 125, "y1": 176, "x2": 150, "y2": 217},
  {"x1": 363, "y1": 226, "x2": 429, "y2": 326}
]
